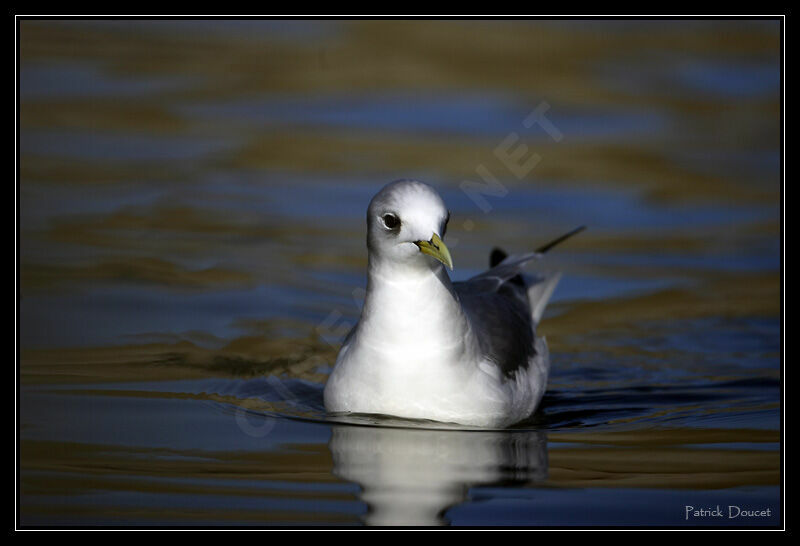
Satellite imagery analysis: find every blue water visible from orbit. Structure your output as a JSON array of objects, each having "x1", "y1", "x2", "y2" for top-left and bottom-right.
[{"x1": 18, "y1": 19, "x2": 782, "y2": 528}]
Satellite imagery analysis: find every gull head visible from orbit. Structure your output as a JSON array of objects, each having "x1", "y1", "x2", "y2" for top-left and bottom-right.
[{"x1": 366, "y1": 180, "x2": 453, "y2": 272}]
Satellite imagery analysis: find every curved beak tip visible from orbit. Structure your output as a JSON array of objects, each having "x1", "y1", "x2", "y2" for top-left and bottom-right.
[{"x1": 415, "y1": 233, "x2": 454, "y2": 270}]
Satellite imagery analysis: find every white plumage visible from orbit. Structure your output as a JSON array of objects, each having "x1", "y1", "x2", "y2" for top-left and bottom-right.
[{"x1": 324, "y1": 180, "x2": 579, "y2": 428}]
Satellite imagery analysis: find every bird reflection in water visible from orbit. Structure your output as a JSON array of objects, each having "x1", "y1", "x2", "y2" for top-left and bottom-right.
[{"x1": 329, "y1": 424, "x2": 548, "y2": 526}]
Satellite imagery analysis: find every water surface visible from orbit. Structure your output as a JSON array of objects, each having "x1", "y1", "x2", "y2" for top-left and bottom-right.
[{"x1": 18, "y1": 19, "x2": 781, "y2": 527}]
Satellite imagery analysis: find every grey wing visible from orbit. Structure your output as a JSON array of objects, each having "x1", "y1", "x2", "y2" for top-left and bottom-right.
[
  {"x1": 454, "y1": 252, "x2": 561, "y2": 378},
  {"x1": 455, "y1": 281, "x2": 535, "y2": 378}
]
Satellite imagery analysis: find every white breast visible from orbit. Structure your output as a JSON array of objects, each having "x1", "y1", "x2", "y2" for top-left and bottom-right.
[{"x1": 323, "y1": 261, "x2": 549, "y2": 427}]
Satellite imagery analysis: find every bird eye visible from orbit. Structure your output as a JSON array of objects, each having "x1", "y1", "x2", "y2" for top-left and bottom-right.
[
  {"x1": 442, "y1": 211, "x2": 451, "y2": 237},
  {"x1": 382, "y1": 213, "x2": 400, "y2": 229}
]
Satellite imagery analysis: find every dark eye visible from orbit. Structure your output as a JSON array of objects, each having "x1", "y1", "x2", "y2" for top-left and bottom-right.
[
  {"x1": 442, "y1": 211, "x2": 450, "y2": 237},
  {"x1": 382, "y1": 213, "x2": 400, "y2": 229}
]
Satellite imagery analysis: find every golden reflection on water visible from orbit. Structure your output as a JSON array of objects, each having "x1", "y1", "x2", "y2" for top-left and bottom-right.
[{"x1": 19, "y1": 420, "x2": 778, "y2": 524}]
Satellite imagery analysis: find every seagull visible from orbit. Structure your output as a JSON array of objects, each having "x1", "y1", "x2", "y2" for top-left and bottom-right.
[{"x1": 324, "y1": 180, "x2": 583, "y2": 428}]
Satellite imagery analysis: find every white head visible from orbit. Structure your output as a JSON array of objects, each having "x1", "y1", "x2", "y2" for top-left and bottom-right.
[{"x1": 366, "y1": 180, "x2": 452, "y2": 273}]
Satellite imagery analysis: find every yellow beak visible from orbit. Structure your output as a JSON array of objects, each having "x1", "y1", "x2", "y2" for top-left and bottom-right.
[{"x1": 414, "y1": 233, "x2": 453, "y2": 270}]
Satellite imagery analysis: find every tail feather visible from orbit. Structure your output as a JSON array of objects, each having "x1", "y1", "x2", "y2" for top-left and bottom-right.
[
  {"x1": 468, "y1": 226, "x2": 584, "y2": 302},
  {"x1": 527, "y1": 272, "x2": 562, "y2": 326}
]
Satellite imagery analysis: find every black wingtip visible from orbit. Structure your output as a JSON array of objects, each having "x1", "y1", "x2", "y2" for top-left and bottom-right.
[
  {"x1": 535, "y1": 225, "x2": 586, "y2": 254},
  {"x1": 489, "y1": 247, "x2": 524, "y2": 286},
  {"x1": 489, "y1": 247, "x2": 507, "y2": 267}
]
